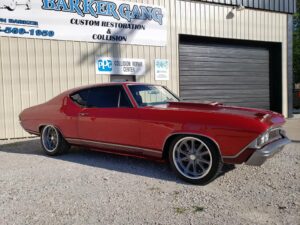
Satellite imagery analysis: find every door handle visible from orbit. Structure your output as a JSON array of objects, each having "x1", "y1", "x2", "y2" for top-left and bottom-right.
[{"x1": 79, "y1": 112, "x2": 89, "y2": 117}]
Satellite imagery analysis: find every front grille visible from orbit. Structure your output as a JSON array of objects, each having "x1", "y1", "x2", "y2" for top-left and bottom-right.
[{"x1": 269, "y1": 129, "x2": 282, "y2": 142}]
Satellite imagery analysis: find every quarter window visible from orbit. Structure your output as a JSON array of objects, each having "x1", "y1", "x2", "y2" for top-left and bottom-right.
[{"x1": 70, "y1": 89, "x2": 89, "y2": 107}]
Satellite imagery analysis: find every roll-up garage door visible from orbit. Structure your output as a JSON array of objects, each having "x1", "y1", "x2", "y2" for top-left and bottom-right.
[{"x1": 179, "y1": 41, "x2": 270, "y2": 109}]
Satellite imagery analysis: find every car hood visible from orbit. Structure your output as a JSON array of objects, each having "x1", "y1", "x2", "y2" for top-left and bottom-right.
[{"x1": 156, "y1": 102, "x2": 285, "y2": 127}]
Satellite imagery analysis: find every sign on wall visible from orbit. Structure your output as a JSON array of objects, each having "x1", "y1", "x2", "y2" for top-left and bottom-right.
[
  {"x1": 96, "y1": 57, "x2": 145, "y2": 75},
  {"x1": 155, "y1": 59, "x2": 169, "y2": 80},
  {"x1": 0, "y1": 0, "x2": 167, "y2": 46}
]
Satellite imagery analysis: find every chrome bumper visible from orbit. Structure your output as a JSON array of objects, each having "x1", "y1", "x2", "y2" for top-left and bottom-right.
[{"x1": 246, "y1": 137, "x2": 291, "y2": 166}]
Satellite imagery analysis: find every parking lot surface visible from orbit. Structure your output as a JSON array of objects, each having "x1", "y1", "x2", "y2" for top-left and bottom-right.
[{"x1": 0, "y1": 121, "x2": 299, "y2": 225}]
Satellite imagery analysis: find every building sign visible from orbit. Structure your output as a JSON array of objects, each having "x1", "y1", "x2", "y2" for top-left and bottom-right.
[
  {"x1": 0, "y1": 0, "x2": 167, "y2": 46},
  {"x1": 96, "y1": 57, "x2": 145, "y2": 75},
  {"x1": 155, "y1": 59, "x2": 169, "y2": 80}
]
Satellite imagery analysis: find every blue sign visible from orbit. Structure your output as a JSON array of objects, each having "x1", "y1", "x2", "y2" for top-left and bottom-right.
[
  {"x1": 42, "y1": 0, "x2": 163, "y2": 25},
  {"x1": 96, "y1": 57, "x2": 145, "y2": 75},
  {"x1": 98, "y1": 59, "x2": 113, "y2": 72}
]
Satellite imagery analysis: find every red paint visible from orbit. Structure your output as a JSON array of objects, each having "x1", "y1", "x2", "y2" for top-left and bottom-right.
[{"x1": 19, "y1": 82, "x2": 286, "y2": 164}]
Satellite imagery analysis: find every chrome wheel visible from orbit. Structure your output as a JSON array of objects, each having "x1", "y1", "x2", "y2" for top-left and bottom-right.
[
  {"x1": 172, "y1": 137, "x2": 213, "y2": 180},
  {"x1": 42, "y1": 125, "x2": 59, "y2": 152}
]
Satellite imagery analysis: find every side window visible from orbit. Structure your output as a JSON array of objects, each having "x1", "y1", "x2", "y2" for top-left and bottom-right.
[
  {"x1": 87, "y1": 86, "x2": 132, "y2": 108},
  {"x1": 70, "y1": 89, "x2": 89, "y2": 107}
]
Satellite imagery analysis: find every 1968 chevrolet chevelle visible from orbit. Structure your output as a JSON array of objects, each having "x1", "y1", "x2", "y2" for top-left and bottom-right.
[{"x1": 19, "y1": 82, "x2": 290, "y2": 184}]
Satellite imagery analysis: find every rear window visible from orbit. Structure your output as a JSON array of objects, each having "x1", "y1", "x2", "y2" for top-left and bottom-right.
[{"x1": 70, "y1": 89, "x2": 89, "y2": 107}]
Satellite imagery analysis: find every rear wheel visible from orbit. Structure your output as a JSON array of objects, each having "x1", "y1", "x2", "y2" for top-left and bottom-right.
[
  {"x1": 41, "y1": 125, "x2": 70, "y2": 156},
  {"x1": 169, "y1": 136, "x2": 222, "y2": 185}
]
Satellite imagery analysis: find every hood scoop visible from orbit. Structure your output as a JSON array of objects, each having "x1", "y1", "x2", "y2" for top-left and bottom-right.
[{"x1": 168, "y1": 101, "x2": 223, "y2": 109}]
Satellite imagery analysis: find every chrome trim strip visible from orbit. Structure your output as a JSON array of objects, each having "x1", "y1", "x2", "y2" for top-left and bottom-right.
[
  {"x1": 222, "y1": 139, "x2": 257, "y2": 159},
  {"x1": 260, "y1": 114, "x2": 270, "y2": 122},
  {"x1": 122, "y1": 84, "x2": 137, "y2": 108},
  {"x1": 65, "y1": 138, "x2": 162, "y2": 157},
  {"x1": 124, "y1": 84, "x2": 140, "y2": 108}
]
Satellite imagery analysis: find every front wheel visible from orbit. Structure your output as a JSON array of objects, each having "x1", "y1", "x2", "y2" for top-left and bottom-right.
[
  {"x1": 169, "y1": 136, "x2": 223, "y2": 185},
  {"x1": 41, "y1": 125, "x2": 70, "y2": 156}
]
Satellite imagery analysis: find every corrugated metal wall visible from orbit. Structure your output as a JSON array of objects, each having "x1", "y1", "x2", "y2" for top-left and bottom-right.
[
  {"x1": 200, "y1": 0, "x2": 296, "y2": 14},
  {"x1": 0, "y1": 0, "x2": 288, "y2": 139}
]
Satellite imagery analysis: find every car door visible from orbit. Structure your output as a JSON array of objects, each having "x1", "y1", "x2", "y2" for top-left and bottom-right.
[
  {"x1": 127, "y1": 84, "x2": 179, "y2": 151},
  {"x1": 77, "y1": 85, "x2": 140, "y2": 147}
]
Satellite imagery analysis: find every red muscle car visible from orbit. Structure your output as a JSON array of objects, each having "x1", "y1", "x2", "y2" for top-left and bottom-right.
[{"x1": 19, "y1": 82, "x2": 290, "y2": 184}]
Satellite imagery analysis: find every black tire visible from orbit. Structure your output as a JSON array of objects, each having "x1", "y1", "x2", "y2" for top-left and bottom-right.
[
  {"x1": 41, "y1": 125, "x2": 70, "y2": 156},
  {"x1": 168, "y1": 135, "x2": 223, "y2": 185}
]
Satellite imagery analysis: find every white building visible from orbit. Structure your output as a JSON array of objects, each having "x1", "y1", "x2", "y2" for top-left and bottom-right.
[{"x1": 0, "y1": 0, "x2": 296, "y2": 139}]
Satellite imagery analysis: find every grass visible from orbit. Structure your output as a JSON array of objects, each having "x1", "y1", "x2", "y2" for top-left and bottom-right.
[
  {"x1": 192, "y1": 206, "x2": 205, "y2": 213},
  {"x1": 173, "y1": 206, "x2": 204, "y2": 214},
  {"x1": 173, "y1": 191, "x2": 180, "y2": 196},
  {"x1": 174, "y1": 207, "x2": 187, "y2": 214},
  {"x1": 148, "y1": 187, "x2": 161, "y2": 192}
]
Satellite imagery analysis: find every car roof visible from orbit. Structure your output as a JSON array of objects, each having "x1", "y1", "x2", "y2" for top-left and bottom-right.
[{"x1": 64, "y1": 82, "x2": 162, "y2": 95}]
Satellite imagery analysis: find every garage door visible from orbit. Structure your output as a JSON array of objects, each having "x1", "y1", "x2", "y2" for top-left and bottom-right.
[{"x1": 179, "y1": 42, "x2": 270, "y2": 109}]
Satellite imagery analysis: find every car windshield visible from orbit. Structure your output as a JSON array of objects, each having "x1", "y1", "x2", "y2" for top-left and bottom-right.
[{"x1": 128, "y1": 85, "x2": 179, "y2": 107}]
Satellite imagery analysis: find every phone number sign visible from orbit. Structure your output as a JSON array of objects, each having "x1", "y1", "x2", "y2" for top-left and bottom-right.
[{"x1": 0, "y1": 0, "x2": 167, "y2": 46}]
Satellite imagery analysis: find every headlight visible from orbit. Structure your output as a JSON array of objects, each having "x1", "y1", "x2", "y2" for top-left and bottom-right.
[{"x1": 256, "y1": 132, "x2": 269, "y2": 148}]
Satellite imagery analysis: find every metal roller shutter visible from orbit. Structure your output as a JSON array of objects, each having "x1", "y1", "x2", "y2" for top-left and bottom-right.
[{"x1": 179, "y1": 42, "x2": 270, "y2": 109}]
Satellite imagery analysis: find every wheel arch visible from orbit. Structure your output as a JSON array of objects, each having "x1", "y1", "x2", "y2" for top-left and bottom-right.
[
  {"x1": 162, "y1": 133, "x2": 223, "y2": 162},
  {"x1": 38, "y1": 124, "x2": 65, "y2": 137},
  {"x1": 38, "y1": 125, "x2": 45, "y2": 134}
]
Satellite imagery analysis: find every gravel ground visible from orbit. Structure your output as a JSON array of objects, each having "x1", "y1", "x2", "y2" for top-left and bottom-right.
[{"x1": 0, "y1": 136, "x2": 299, "y2": 225}]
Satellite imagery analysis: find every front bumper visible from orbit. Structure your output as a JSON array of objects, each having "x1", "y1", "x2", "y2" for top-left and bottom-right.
[{"x1": 246, "y1": 137, "x2": 291, "y2": 166}]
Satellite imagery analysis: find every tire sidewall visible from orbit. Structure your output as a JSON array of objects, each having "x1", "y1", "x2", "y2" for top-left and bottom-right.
[
  {"x1": 169, "y1": 135, "x2": 222, "y2": 185},
  {"x1": 41, "y1": 125, "x2": 61, "y2": 156}
]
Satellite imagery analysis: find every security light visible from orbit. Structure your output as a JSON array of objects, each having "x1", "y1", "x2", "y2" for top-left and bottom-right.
[{"x1": 236, "y1": 4, "x2": 245, "y2": 11}]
